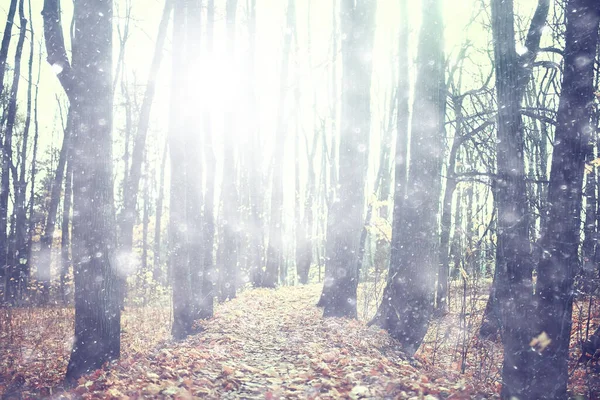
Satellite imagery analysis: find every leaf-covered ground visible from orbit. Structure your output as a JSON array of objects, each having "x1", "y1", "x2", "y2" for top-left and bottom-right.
[
  {"x1": 3, "y1": 284, "x2": 599, "y2": 399},
  {"x1": 1, "y1": 285, "x2": 499, "y2": 399}
]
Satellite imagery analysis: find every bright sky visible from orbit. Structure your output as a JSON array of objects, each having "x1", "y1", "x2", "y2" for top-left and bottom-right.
[{"x1": 1, "y1": 0, "x2": 547, "y2": 243}]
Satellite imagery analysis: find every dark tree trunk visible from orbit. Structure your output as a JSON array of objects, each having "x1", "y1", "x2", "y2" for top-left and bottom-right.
[
  {"x1": 26, "y1": 41, "x2": 41, "y2": 300},
  {"x1": 487, "y1": 0, "x2": 549, "y2": 397},
  {"x1": 12, "y1": 0, "x2": 35, "y2": 305},
  {"x1": 0, "y1": 0, "x2": 18, "y2": 95},
  {"x1": 531, "y1": 2, "x2": 600, "y2": 398},
  {"x1": 43, "y1": 0, "x2": 120, "y2": 381},
  {"x1": 372, "y1": 0, "x2": 445, "y2": 355},
  {"x1": 3, "y1": 0, "x2": 28, "y2": 305},
  {"x1": 263, "y1": 0, "x2": 295, "y2": 289},
  {"x1": 321, "y1": 0, "x2": 376, "y2": 319},
  {"x1": 480, "y1": 0, "x2": 549, "y2": 344}
]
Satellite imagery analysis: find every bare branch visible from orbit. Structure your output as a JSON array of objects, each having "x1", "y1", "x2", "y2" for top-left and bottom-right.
[{"x1": 41, "y1": 0, "x2": 76, "y2": 98}]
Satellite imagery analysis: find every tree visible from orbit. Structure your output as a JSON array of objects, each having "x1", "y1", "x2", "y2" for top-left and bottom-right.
[
  {"x1": 0, "y1": 0, "x2": 18, "y2": 95},
  {"x1": 119, "y1": 0, "x2": 172, "y2": 291},
  {"x1": 321, "y1": 0, "x2": 376, "y2": 318},
  {"x1": 262, "y1": 0, "x2": 296, "y2": 288},
  {"x1": 372, "y1": 0, "x2": 445, "y2": 354},
  {"x1": 483, "y1": 0, "x2": 549, "y2": 396},
  {"x1": 479, "y1": 0, "x2": 550, "y2": 341},
  {"x1": 200, "y1": 0, "x2": 216, "y2": 317},
  {"x1": 3, "y1": 0, "x2": 28, "y2": 304},
  {"x1": 531, "y1": 1, "x2": 600, "y2": 398},
  {"x1": 218, "y1": 0, "x2": 239, "y2": 300},
  {"x1": 169, "y1": 0, "x2": 195, "y2": 340},
  {"x1": 43, "y1": 0, "x2": 120, "y2": 381}
]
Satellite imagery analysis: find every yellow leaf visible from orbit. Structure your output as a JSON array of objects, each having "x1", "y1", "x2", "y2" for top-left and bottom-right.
[{"x1": 530, "y1": 331, "x2": 552, "y2": 352}]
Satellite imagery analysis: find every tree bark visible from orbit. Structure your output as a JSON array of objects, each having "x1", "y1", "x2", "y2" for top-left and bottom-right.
[
  {"x1": 0, "y1": 0, "x2": 18, "y2": 95},
  {"x1": 218, "y1": 0, "x2": 239, "y2": 300},
  {"x1": 60, "y1": 158, "x2": 72, "y2": 304},
  {"x1": 153, "y1": 142, "x2": 167, "y2": 283},
  {"x1": 263, "y1": 0, "x2": 295, "y2": 288},
  {"x1": 487, "y1": 0, "x2": 549, "y2": 396},
  {"x1": 322, "y1": 0, "x2": 376, "y2": 319},
  {"x1": 43, "y1": 0, "x2": 121, "y2": 381},
  {"x1": 3, "y1": 0, "x2": 28, "y2": 305},
  {"x1": 118, "y1": 0, "x2": 172, "y2": 306},
  {"x1": 531, "y1": 2, "x2": 600, "y2": 398},
  {"x1": 169, "y1": 0, "x2": 194, "y2": 340},
  {"x1": 480, "y1": 0, "x2": 550, "y2": 344},
  {"x1": 372, "y1": 0, "x2": 445, "y2": 355},
  {"x1": 198, "y1": 0, "x2": 216, "y2": 318}
]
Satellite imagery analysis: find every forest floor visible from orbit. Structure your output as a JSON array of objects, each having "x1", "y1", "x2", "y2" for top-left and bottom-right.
[{"x1": 0, "y1": 284, "x2": 598, "y2": 399}]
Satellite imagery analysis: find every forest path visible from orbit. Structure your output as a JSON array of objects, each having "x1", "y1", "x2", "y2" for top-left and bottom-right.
[{"x1": 61, "y1": 285, "x2": 487, "y2": 399}]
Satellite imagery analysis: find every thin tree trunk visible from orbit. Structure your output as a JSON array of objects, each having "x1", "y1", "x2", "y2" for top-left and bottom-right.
[
  {"x1": 60, "y1": 159, "x2": 72, "y2": 304},
  {"x1": 153, "y1": 142, "x2": 168, "y2": 283},
  {"x1": 120, "y1": 0, "x2": 172, "y2": 262},
  {"x1": 317, "y1": 0, "x2": 339, "y2": 307},
  {"x1": 185, "y1": 0, "x2": 205, "y2": 319},
  {"x1": 263, "y1": 0, "x2": 295, "y2": 288},
  {"x1": 0, "y1": 0, "x2": 18, "y2": 94},
  {"x1": 218, "y1": 0, "x2": 239, "y2": 300},
  {"x1": 37, "y1": 113, "x2": 70, "y2": 304},
  {"x1": 26, "y1": 35, "x2": 42, "y2": 297},
  {"x1": 198, "y1": 0, "x2": 215, "y2": 318},
  {"x1": 3, "y1": 0, "x2": 28, "y2": 305}
]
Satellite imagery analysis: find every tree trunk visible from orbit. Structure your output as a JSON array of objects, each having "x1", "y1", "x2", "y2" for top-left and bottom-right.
[
  {"x1": 37, "y1": 112, "x2": 70, "y2": 304},
  {"x1": 3, "y1": 0, "x2": 28, "y2": 305},
  {"x1": 198, "y1": 0, "x2": 215, "y2": 318},
  {"x1": 26, "y1": 40, "x2": 41, "y2": 301},
  {"x1": 480, "y1": 0, "x2": 549, "y2": 346},
  {"x1": 218, "y1": 0, "x2": 239, "y2": 300},
  {"x1": 119, "y1": 0, "x2": 172, "y2": 306},
  {"x1": 0, "y1": 0, "x2": 18, "y2": 95},
  {"x1": 153, "y1": 142, "x2": 168, "y2": 283},
  {"x1": 185, "y1": 0, "x2": 206, "y2": 319},
  {"x1": 532, "y1": 2, "x2": 600, "y2": 398},
  {"x1": 372, "y1": 0, "x2": 445, "y2": 355},
  {"x1": 487, "y1": 0, "x2": 549, "y2": 396},
  {"x1": 317, "y1": 0, "x2": 339, "y2": 308},
  {"x1": 322, "y1": 0, "x2": 376, "y2": 319},
  {"x1": 60, "y1": 160, "x2": 72, "y2": 304},
  {"x1": 582, "y1": 143, "x2": 596, "y2": 289},
  {"x1": 263, "y1": 0, "x2": 295, "y2": 288},
  {"x1": 43, "y1": 0, "x2": 121, "y2": 381},
  {"x1": 169, "y1": 0, "x2": 194, "y2": 340}
]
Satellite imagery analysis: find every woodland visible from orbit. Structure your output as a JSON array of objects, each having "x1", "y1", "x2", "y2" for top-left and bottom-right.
[{"x1": 1, "y1": 0, "x2": 600, "y2": 399}]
